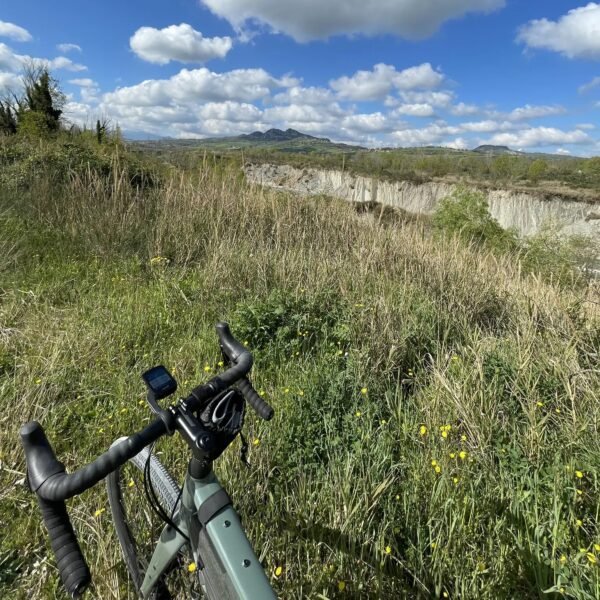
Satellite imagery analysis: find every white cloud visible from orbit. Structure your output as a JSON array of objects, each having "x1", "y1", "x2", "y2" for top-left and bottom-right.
[
  {"x1": 0, "y1": 43, "x2": 23, "y2": 71},
  {"x1": 556, "y1": 148, "x2": 571, "y2": 155},
  {"x1": 579, "y1": 76, "x2": 600, "y2": 94},
  {"x1": 201, "y1": 0, "x2": 505, "y2": 42},
  {"x1": 400, "y1": 90, "x2": 455, "y2": 107},
  {"x1": 104, "y1": 67, "x2": 295, "y2": 107},
  {"x1": 273, "y1": 85, "x2": 335, "y2": 106},
  {"x1": 485, "y1": 127, "x2": 590, "y2": 148},
  {"x1": 517, "y1": 3, "x2": 600, "y2": 60},
  {"x1": 130, "y1": 24, "x2": 232, "y2": 64},
  {"x1": 57, "y1": 43, "x2": 81, "y2": 54},
  {"x1": 0, "y1": 20, "x2": 32, "y2": 42},
  {"x1": 393, "y1": 103, "x2": 435, "y2": 117},
  {"x1": 0, "y1": 71, "x2": 21, "y2": 94},
  {"x1": 198, "y1": 101, "x2": 262, "y2": 122},
  {"x1": 341, "y1": 112, "x2": 398, "y2": 133},
  {"x1": 576, "y1": 123, "x2": 596, "y2": 130},
  {"x1": 68, "y1": 78, "x2": 96, "y2": 87},
  {"x1": 47, "y1": 56, "x2": 87, "y2": 72},
  {"x1": 507, "y1": 104, "x2": 566, "y2": 121},
  {"x1": 391, "y1": 123, "x2": 461, "y2": 145},
  {"x1": 330, "y1": 63, "x2": 444, "y2": 101},
  {"x1": 459, "y1": 119, "x2": 518, "y2": 133},
  {"x1": 450, "y1": 102, "x2": 480, "y2": 116}
]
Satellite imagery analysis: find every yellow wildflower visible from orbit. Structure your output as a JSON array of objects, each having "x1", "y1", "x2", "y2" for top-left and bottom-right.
[
  {"x1": 203, "y1": 365, "x2": 211, "y2": 373},
  {"x1": 94, "y1": 508, "x2": 105, "y2": 517},
  {"x1": 459, "y1": 451, "x2": 468, "y2": 460},
  {"x1": 361, "y1": 387, "x2": 368, "y2": 395},
  {"x1": 355, "y1": 411, "x2": 362, "y2": 417},
  {"x1": 435, "y1": 465, "x2": 442, "y2": 474},
  {"x1": 34, "y1": 378, "x2": 42, "y2": 385},
  {"x1": 253, "y1": 438, "x2": 260, "y2": 446},
  {"x1": 560, "y1": 555, "x2": 567, "y2": 564},
  {"x1": 188, "y1": 563, "x2": 196, "y2": 573},
  {"x1": 217, "y1": 361, "x2": 224, "y2": 367},
  {"x1": 595, "y1": 544, "x2": 600, "y2": 552},
  {"x1": 128, "y1": 480, "x2": 135, "y2": 488},
  {"x1": 461, "y1": 435, "x2": 467, "y2": 442},
  {"x1": 420, "y1": 425, "x2": 427, "y2": 436},
  {"x1": 442, "y1": 431, "x2": 448, "y2": 439},
  {"x1": 453, "y1": 477, "x2": 459, "y2": 484},
  {"x1": 274, "y1": 566, "x2": 283, "y2": 577},
  {"x1": 338, "y1": 581, "x2": 346, "y2": 592},
  {"x1": 586, "y1": 553, "x2": 597, "y2": 564},
  {"x1": 298, "y1": 390, "x2": 304, "y2": 396},
  {"x1": 431, "y1": 460, "x2": 437, "y2": 467},
  {"x1": 576, "y1": 519, "x2": 583, "y2": 527},
  {"x1": 577, "y1": 489, "x2": 583, "y2": 496},
  {"x1": 449, "y1": 453, "x2": 456, "y2": 459},
  {"x1": 536, "y1": 401, "x2": 544, "y2": 407},
  {"x1": 384, "y1": 546, "x2": 391, "y2": 555},
  {"x1": 431, "y1": 542, "x2": 437, "y2": 549},
  {"x1": 575, "y1": 470, "x2": 584, "y2": 479}
]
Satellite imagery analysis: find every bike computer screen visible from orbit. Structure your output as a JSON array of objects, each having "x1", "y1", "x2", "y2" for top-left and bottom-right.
[{"x1": 142, "y1": 365, "x2": 177, "y2": 400}]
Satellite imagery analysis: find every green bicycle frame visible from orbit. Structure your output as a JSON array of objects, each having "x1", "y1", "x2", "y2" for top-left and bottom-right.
[{"x1": 140, "y1": 466, "x2": 276, "y2": 599}]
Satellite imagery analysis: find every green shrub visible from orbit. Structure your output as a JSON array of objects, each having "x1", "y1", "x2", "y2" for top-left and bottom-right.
[
  {"x1": 520, "y1": 222, "x2": 600, "y2": 285},
  {"x1": 433, "y1": 187, "x2": 518, "y2": 253}
]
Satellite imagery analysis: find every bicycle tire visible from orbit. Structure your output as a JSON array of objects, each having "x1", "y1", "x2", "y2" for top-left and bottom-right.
[
  {"x1": 107, "y1": 444, "x2": 257, "y2": 600},
  {"x1": 106, "y1": 443, "x2": 189, "y2": 599}
]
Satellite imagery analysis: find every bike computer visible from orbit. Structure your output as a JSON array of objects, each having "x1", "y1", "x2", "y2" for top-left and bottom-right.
[{"x1": 142, "y1": 365, "x2": 177, "y2": 400}]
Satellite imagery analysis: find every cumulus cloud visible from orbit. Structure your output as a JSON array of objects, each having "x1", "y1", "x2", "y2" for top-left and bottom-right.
[
  {"x1": 0, "y1": 43, "x2": 87, "y2": 73},
  {"x1": 391, "y1": 123, "x2": 462, "y2": 146},
  {"x1": 57, "y1": 43, "x2": 81, "y2": 54},
  {"x1": 459, "y1": 120, "x2": 518, "y2": 133},
  {"x1": 484, "y1": 127, "x2": 590, "y2": 148},
  {"x1": 341, "y1": 112, "x2": 398, "y2": 134},
  {"x1": 130, "y1": 24, "x2": 232, "y2": 64},
  {"x1": 201, "y1": 0, "x2": 505, "y2": 42},
  {"x1": 330, "y1": 63, "x2": 444, "y2": 101},
  {"x1": 393, "y1": 103, "x2": 435, "y2": 117},
  {"x1": 400, "y1": 90, "x2": 455, "y2": 107},
  {"x1": 507, "y1": 104, "x2": 566, "y2": 120},
  {"x1": 47, "y1": 56, "x2": 87, "y2": 71},
  {"x1": 517, "y1": 3, "x2": 600, "y2": 59},
  {"x1": 104, "y1": 67, "x2": 296, "y2": 107},
  {"x1": 0, "y1": 71, "x2": 22, "y2": 94},
  {"x1": 272, "y1": 85, "x2": 335, "y2": 106},
  {"x1": 450, "y1": 102, "x2": 480, "y2": 116},
  {"x1": 0, "y1": 20, "x2": 32, "y2": 42}
]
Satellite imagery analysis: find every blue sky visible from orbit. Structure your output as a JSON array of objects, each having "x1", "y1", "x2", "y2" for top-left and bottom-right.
[{"x1": 1, "y1": 1, "x2": 600, "y2": 154}]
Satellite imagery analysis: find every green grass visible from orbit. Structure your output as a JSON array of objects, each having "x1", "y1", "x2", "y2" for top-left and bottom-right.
[{"x1": 1, "y1": 136, "x2": 600, "y2": 599}]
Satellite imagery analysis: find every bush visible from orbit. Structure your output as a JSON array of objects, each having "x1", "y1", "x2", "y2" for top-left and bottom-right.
[
  {"x1": 520, "y1": 222, "x2": 600, "y2": 285},
  {"x1": 433, "y1": 187, "x2": 518, "y2": 253}
]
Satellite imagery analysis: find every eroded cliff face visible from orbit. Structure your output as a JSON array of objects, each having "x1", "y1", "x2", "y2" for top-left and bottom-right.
[{"x1": 245, "y1": 163, "x2": 600, "y2": 238}]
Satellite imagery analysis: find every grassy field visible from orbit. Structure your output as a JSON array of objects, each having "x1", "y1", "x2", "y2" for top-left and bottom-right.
[{"x1": 1, "y1": 136, "x2": 600, "y2": 599}]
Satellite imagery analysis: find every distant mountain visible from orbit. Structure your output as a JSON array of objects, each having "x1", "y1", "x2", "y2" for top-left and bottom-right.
[
  {"x1": 473, "y1": 145, "x2": 523, "y2": 156},
  {"x1": 240, "y1": 128, "x2": 331, "y2": 143}
]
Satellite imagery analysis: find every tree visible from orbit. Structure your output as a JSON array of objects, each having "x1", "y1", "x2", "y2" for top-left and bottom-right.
[
  {"x1": 527, "y1": 159, "x2": 548, "y2": 183},
  {"x1": 0, "y1": 101, "x2": 17, "y2": 135},
  {"x1": 22, "y1": 68, "x2": 62, "y2": 132}
]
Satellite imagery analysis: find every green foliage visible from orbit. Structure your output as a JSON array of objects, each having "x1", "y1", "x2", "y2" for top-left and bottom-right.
[
  {"x1": 520, "y1": 223, "x2": 600, "y2": 285},
  {"x1": 19, "y1": 69, "x2": 62, "y2": 135},
  {"x1": 0, "y1": 102, "x2": 17, "y2": 135},
  {"x1": 16, "y1": 110, "x2": 52, "y2": 138},
  {"x1": 433, "y1": 187, "x2": 518, "y2": 252},
  {"x1": 232, "y1": 289, "x2": 350, "y2": 357},
  {"x1": 528, "y1": 159, "x2": 548, "y2": 183}
]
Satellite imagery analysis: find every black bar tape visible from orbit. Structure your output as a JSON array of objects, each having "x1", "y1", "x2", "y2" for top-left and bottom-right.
[
  {"x1": 37, "y1": 495, "x2": 90, "y2": 598},
  {"x1": 21, "y1": 419, "x2": 167, "y2": 502},
  {"x1": 237, "y1": 378, "x2": 274, "y2": 421}
]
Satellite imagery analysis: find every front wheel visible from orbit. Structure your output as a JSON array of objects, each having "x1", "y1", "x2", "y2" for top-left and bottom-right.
[{"x1": 106, "y1": 443, "x2": 198, "y2": 599}]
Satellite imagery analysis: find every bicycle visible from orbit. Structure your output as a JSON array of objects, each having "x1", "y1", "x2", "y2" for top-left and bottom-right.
[{"x1": 20, "y1": 322, "x2": 277, "y2": 599}]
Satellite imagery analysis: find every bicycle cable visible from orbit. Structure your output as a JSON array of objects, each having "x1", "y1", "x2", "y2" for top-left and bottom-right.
[{"x1": 143, "y1": 442, "x2": 190, "y2": 543}]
